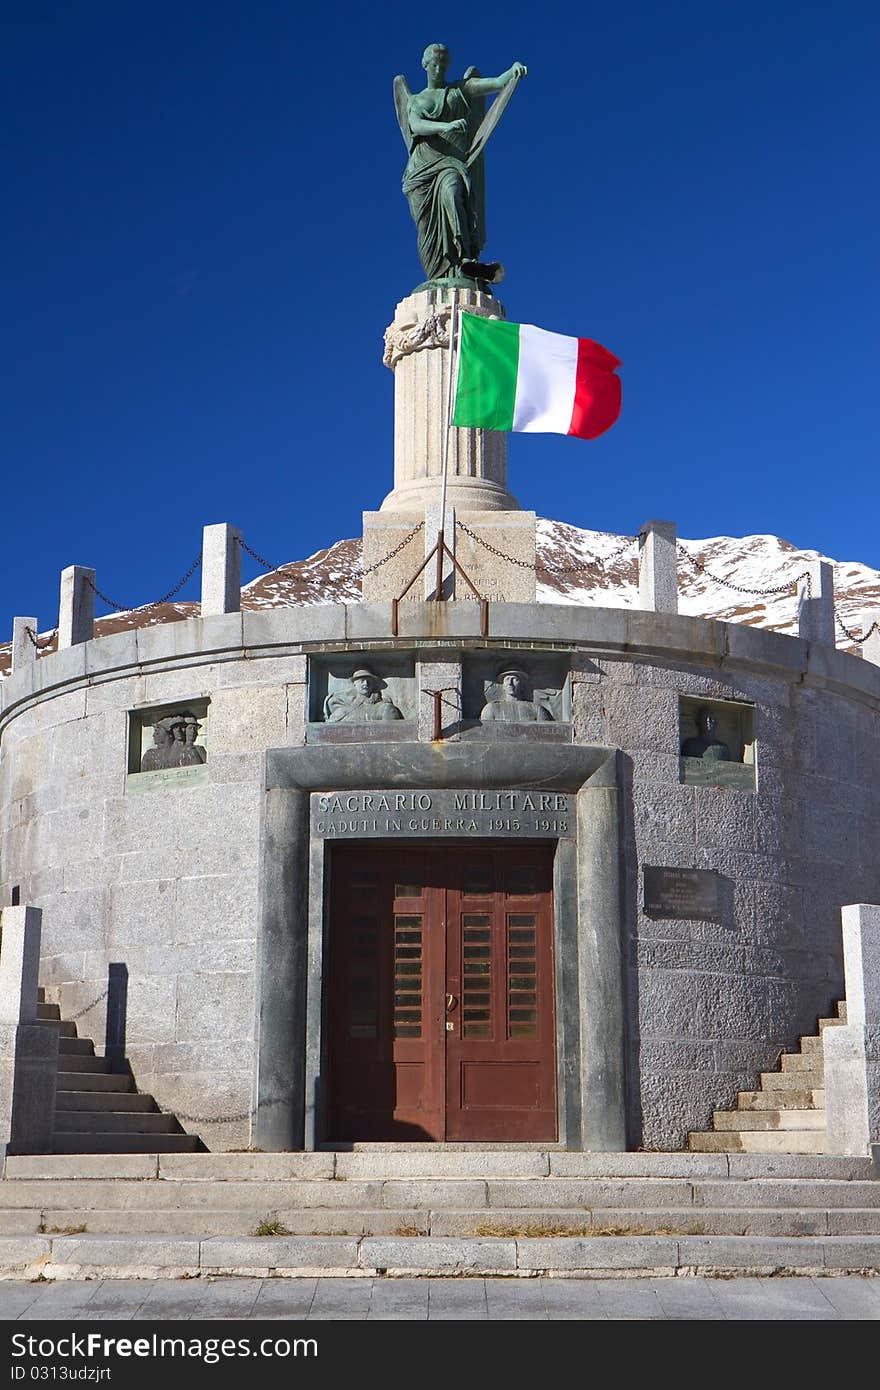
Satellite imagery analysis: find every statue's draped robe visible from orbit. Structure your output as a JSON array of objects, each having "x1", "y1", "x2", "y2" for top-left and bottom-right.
[{"x1": 402, "y1": 85, "x2": 480, "y2": 281}]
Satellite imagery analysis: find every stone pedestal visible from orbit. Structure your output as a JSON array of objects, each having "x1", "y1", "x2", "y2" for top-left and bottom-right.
[
  {"x1": 202, "y1": 523, "x2": 242, "y2": 616},
  {"x1": 638, "y1": 520, "x2": 678, "y2": 614},
  {"x1": 362, "y1": 509, "x2": 536, "y2": 603},
  {"x1": 797, "y1": 560, "x2": 835, "y2": 646},
  {"x1": 381, "y1": 289, "x2": 520, "y2": 514},
  {"x1": 824, "y1": 903, "x2": 880, "y2": 1155},
  {"x1": 58, "y1": 566, "x2": 95, "y2": 649},
  {"x1": 0, "y1": 906, "x2": 58, "y2": 1156}
]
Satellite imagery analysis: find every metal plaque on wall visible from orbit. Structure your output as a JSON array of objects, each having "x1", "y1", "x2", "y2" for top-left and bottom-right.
[{"x1": 643, "y1": 866, "x2": 721, "y2": 921}]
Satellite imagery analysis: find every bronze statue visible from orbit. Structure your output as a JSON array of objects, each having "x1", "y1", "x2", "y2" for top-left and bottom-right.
[
  {"x1": 394, "y1": 45, "x2": 527, "y2": 286},
  {"x1": 480, "y1": 667, "x2": 552, "y2": 724},
  {"x1": 681, "y1": 707, "x2": 732, "y2": 762},
  {"x1": 324, "y1": 669, "x2": 404, "y2": 724}
]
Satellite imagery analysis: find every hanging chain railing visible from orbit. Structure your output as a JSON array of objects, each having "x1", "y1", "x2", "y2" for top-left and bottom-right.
[
  {"x1": 84, "y1": 550, "x2": 203, "y2": 614},
  {"x1": 25, "y1": 626, "x2": 56, "y2": 651},
  {"x1": 456, "y1": 519, "x2": 637, "y2": 574},
  {"x1": 16, "y1": 529, "x2": 880, "y2": 658},
  {"x1": 676, "y1": 542, "x2": 813, "y2": 601},
  {"x1": 359, "y1": 521, "x2": 425, "y2": 577},
  {"x1": 236, "y1": 537, "x2": 278, "y2": 573},
  {"x1": 835, "y1": 611, "x2": 880, "y2": 645}
]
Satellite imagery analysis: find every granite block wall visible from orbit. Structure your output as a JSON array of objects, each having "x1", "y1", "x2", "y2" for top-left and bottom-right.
[{"x1": 1, "y1": 604, "x2": 879, "y2": 1150}]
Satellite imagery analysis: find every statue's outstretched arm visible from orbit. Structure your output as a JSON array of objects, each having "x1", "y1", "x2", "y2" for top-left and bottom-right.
[
  {"x1": 464, "y1": 62, "x2": 527, "y2": 96},
  {"x1": 409, "y1": 113, "x2": 468, "y2": 139}
]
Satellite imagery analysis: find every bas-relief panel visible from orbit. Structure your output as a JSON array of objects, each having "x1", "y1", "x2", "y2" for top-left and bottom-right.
[
  {"x1": 306, "y1": 655, "x2": 417, "y2": 729},
  {"x1": 126, "y1": 699, "x2": 210, "y2": 793},
  {"x1": 461, "y1": 653, "x2": 571, "y2": 726}
]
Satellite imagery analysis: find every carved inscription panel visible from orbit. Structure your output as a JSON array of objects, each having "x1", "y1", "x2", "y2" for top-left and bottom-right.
[{"x1": 311, "y1": 789, "x2": 574, "y2": 839}]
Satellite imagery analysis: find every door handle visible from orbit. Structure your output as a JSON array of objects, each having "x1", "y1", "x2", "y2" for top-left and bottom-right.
[{"x1": 446, "y1": 993, "x2": 458, "y2": 1012}]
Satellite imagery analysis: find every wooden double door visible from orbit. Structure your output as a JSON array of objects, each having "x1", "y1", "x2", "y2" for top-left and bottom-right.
[{"x1": 327, "y1": 843, "x2": 557, "y2": 1142}]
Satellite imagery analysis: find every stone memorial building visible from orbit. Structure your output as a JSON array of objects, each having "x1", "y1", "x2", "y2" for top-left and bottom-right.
[
  {"x1": 1, "y1": 46, "x2": 878, "y2": 1172},
  {"x1": 1, "y1": 279, "x2": 879, "y2": 1162}
]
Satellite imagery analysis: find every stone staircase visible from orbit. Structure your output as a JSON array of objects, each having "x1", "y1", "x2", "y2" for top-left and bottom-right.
[
  {"x1": 0, "y1": 1150, "x2": 877, "y2": 1279},
  {"x1": 36, "y1": 992, "x2": 203, "y2": 1155},
  {"x1": 688, "y1": 1002, "x2": 846, "y2": 1154}
]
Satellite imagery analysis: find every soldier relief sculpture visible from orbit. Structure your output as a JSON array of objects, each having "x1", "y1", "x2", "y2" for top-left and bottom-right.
[
  {"x1": 480, "y1": 668, "x2": 553, "y2": 724},
  {"x1": 324, "y1": 669, "x2": 404, "y2": 724},
  {"x1": 680, "y1": 708, "x2": 732, "y2": 762},
  {"x1": 141, "y1": 712, "x2": 207, "y2": 770},
  {"x1": 394, "y1": 45, "x2": 527, "y2": 286}
]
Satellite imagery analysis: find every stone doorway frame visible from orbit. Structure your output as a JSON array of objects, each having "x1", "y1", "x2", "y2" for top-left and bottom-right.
[{"x1": 256, "y1": 743, "x2": 626, "y2": 1152}]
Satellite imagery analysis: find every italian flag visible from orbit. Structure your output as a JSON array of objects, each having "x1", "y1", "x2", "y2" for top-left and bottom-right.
[{"x1": 453, "y1": 312, "x2": 622, "y2": 440}]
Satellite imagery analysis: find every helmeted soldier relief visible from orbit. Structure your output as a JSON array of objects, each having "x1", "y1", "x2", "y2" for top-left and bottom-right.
[
  {"x1": 681, "y1": 707, "x2": 732, "y2": 761},
  {"x1": 480, "y1": 667, "x2": 552, "y2": 723},
  {"x1": 324, "y1": 669, "x2": 404, "y2": 724}
]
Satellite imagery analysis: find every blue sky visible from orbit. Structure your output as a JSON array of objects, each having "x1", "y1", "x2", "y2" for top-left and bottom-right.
[{"x1": 4, "y1": 1, "x2": 877, "y2": 633}]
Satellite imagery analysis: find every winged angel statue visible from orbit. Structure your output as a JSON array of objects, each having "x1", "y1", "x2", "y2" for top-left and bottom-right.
[{"x1": 394, "y1": 44, "x2": 527, "y2": 288}]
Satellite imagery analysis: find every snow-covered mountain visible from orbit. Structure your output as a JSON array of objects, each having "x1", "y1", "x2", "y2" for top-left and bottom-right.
[{"x1": 5, "y1": 519, "x2": 880, "y2": 676}]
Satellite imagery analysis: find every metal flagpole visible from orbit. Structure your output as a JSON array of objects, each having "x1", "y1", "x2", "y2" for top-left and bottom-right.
[{"x1": 434, "y1": 287, "x2": 459, "y2": 600}]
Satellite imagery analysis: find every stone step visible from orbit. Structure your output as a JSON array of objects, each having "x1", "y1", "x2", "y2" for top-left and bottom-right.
[
  {"x1": 55, "y1": 1090, "x2": 156, "y2": 1113},
  {"x1": 54, "y1": 1055, "x2": 114, "y2": 1074},
  {"x1": 0, "y1": 1205, "x2": 877, "y2": 1239},
  {"x1": 51, "y1": 1134, "x2": 203, "y2": 1155},
  {"x1": 1, "y1": 1175, "x2": 878, "y2": 1211},
  {"x1": 711, "y1": 1110, "x2": 826, "y2": 1132},
  {"x1": 759, "y1": 1069, "x2": 824, "y2": 1091},
  {"x1": 796, "y1": 1035, "x2": 823, "y2": 1057},
  {"x1": 688, "y1": 1131, "x2": 826, "y2": 1154},
  {"x1": 837, "y1": 1000, "x2": 848, "y2": 1023},
  {"x1": 427, "y1": 1207, "x2": 880, "y2": 1239},
  {"x1": 56, "y1": 1072, "x2": 135, "y2": 1093},
  {"x1": 337, "y1": 1142, "x2": 564, "y2": 1152},
  {"x1": 36, "y1": 1019, "x2": 77, "y2": 1038},
  {"x1": 737, "y1": 1089, "x2": 825, "y2": 1110},
  {"x1": 2, "y1": 1233, "x2": 880, "y2": 1278},
  {"x1": 53, "y1": 1112, "x2": 181, "y2": 1134},
  {"x1": 57, "y1": 1038, "x2": 95, "y2": 1057},
  {"x1": 4, "y1": 1151, "x2": 873, "y2": 1183},
  {"x1": 780, "y1": 1051, "x2": 824, "y2": 1073},
  {"x1": 36, "y1": 1003, "x2": 60, "y2": 1021}
]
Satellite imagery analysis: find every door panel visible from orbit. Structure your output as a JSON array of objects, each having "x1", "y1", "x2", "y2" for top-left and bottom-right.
[
  {"x1": 328, "y1": 847, "x2": 444, "y2": 1139},
  {"x1": 327, "y1": 843, "x2": 556, "y2": 1142},
  {"x1": 445, "y1": 847, "x2": 557, "y2": 1141}
]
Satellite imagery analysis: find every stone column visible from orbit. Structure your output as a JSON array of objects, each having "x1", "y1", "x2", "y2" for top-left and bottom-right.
[
  {"x1": 201, "y1": 523, "x2": 242, "y2": 616},
  {"x1": 380, "y1": 290, "x2": 520, "y2": 514},
  {"x1": 11, "y1": 618, "x2": 38, "y2": 673},
  {"x1": 638, "y1": 520, "x2": 678, "y2": 614},
  {"x1": 824, "y1": 903, "x2": 880, "y2": 1155},
  {"x1": 0, "y1": 906, "x2": 58, "y2": 1156},
  {"x1": 797, "y1": 560, "x2": 834, "y2": 645},
  {"x1": 861, "y1": 610, "x2": 880, "y2": 665},
  {"x1": 57, "y1": 566, "x2": 95, "y2": 648}
]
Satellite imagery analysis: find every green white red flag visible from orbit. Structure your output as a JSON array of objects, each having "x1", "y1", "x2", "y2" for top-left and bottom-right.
[{"x1": 452, "y1": 312, "x2": 622, "y2": 440}]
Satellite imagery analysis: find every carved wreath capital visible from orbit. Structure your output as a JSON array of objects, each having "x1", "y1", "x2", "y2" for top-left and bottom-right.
[{"x1": 383, "y1": 300, "x2": 504, "y2": 370}]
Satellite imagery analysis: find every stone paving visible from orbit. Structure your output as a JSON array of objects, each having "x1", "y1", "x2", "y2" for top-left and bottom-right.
[{"x1": 0, "y1": 1276, "x2": 879, "y2": 1320}]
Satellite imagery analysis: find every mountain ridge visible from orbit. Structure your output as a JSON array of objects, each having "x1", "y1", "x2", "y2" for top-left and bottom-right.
[{"x1": 5, "y1": 518, "x2": 879, "y2": 676}]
